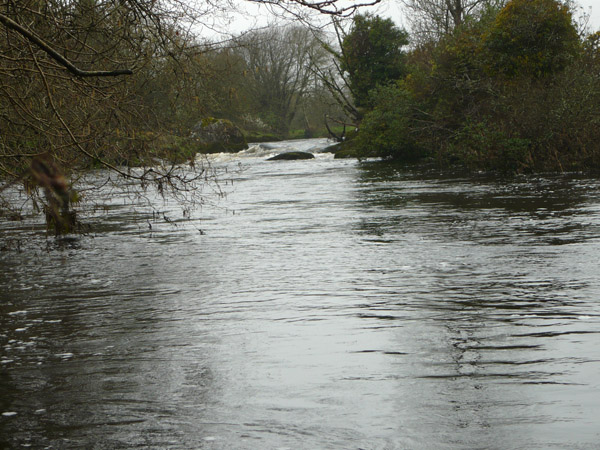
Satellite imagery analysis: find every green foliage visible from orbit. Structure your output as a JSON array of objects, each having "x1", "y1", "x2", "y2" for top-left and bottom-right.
[
  {"x1": 496, "y1": 66, "x2": 600, "y2": 170},
  {"x1": 583, "y1": 31, "x2": 600, "y2": 66},
  {"x1": 353, "y1": 83, "x2": 425, "y2": 160},
  {"x1": 341, "y1": 14, "x2": 409, "y2": 108},
  {"x1": 426, "y1": 17, "x2": 494, "y2": 130},
  {"x1": 482, "y1": 0, "x2": 580, "y2": 78},
  {"x1": 446, "y1": 121, "x2": 532, "y2": 171}
]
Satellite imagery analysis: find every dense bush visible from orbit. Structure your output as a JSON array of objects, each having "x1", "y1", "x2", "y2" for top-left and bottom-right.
[
  {"x1": 345, "y1": 0, "x2": 600, "y2": 172},
  {"x1": 352, "y1": 83, "x2": 425, "y2": 160}
]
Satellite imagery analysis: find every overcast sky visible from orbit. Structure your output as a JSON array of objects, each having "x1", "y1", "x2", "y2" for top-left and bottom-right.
[{"x1": 202, "y1": 0, "x2": 600, "y2": 40}]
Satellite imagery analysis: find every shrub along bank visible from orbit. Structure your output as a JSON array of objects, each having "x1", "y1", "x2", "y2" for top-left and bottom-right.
[{"x1": 338, "y1": 1, "x2": 600, "y2": 172}]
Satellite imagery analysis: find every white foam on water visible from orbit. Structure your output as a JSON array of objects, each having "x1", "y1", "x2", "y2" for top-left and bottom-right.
[{"x1": 202, "y1": 138, "x2": 337, "y2": 163}]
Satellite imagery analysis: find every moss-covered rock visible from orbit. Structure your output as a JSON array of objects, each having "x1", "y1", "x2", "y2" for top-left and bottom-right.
[{"x1": 191, "y1": 118, "x2": 247, "y2": 153}]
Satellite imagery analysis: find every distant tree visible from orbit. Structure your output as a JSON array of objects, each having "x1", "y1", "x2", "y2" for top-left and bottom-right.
[
  {"x1": 340, "y1": 14, "x2": 409, "y2": 108},
  {"x1": 400, "y1": 0, "x2": 505, "y2": 42},
  {"x1": 235, "y1": 25, "x2": 328, "y2": 134},
  {"x1": 483, "y1": 0, "x2": 580, "y2": 78},
  {"x1": 308, "y1": 17, "x2": 363, "y2": 137}
]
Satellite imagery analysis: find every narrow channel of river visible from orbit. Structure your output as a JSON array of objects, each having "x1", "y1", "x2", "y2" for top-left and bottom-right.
[{"x1": 1, "y1": 138, "x2": 600, "y2": 449}]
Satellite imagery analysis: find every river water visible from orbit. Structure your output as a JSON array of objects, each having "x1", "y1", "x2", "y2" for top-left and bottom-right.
[{"x1": 1, "y1": 138, "x2": 600, "y2": 449}]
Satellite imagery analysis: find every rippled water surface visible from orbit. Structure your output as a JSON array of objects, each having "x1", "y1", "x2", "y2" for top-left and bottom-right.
[{"x1": 1, "y1": 139, "x2": 600, "y2": 449}]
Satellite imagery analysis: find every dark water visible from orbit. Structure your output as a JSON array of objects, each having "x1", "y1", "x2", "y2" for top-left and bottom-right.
[{"x1": 1, "y1": 139, "x2": 600, "y2": 449}]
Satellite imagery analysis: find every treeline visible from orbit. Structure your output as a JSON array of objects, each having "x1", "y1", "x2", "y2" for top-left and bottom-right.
[
  {"x1": 144, "y1": 26, "x2": 341, "y2": 141},
  {"x1": 336, "y1": 0, "x2": 600, "y2": 172}
]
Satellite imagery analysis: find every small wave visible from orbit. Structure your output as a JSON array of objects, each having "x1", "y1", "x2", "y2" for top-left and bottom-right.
[
  {"x1": 207, "y1": 138, "x2": 337, "y2": 161},
  {"x1": 238, "y1": 143, "x2": 278, "y2": 158}
]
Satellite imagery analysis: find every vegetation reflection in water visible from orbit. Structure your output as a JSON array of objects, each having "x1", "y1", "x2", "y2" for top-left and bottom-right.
[{"x1": 1, "y1": 143, "x2": 600, "y2": 449}]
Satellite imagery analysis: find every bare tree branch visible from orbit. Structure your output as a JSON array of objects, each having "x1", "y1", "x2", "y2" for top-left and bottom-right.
[
  {"x1": 248, "y1": 0, "x2": 383, "y2": 17},
  {"x1": 0, "y1": 12, "x2": 133, "y2": 77}
]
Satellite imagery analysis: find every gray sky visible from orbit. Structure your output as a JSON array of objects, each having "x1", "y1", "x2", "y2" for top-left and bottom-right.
[{"x1": 200, "y1": 0, "x2": 600, "y2": 40}]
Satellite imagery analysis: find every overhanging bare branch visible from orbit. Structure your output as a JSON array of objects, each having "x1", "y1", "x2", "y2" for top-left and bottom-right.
[
  {"x1": 248, "y1": 0, "x2": 383, "y2": 16},
  {"x1": 0, "y1": 12, "x2": 133, "y2": 77}
]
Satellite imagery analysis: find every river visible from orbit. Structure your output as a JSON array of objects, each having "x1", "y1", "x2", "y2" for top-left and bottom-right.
[{"x1": 1, "y1": 138, "x2": 600, "y2": 449}]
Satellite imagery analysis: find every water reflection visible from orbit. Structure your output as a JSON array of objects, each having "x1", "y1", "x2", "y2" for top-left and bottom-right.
[{"x1": 2, "y1": 146, "x2": 600, "y2": 448}]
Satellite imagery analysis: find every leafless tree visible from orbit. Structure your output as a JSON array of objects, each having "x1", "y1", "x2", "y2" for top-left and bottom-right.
[
  {"x1": 234, "y1": 24, "x2": 328, "y2": 133},
  {"x1": 400, "y1": 0, "x2": 505, "y2": 43},
  {"x1": 311, "y1": 17, "x2": 362, "y2": 128}
]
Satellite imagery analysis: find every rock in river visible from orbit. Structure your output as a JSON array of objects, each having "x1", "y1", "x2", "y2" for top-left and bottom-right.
[{"x1": 267, "y1": 151, "x2": 315, "y2": 161}]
